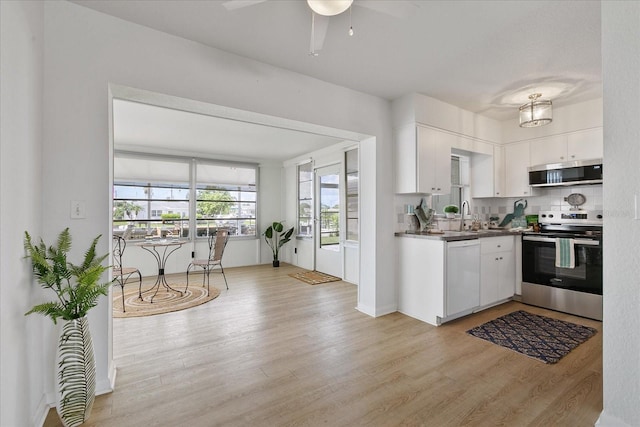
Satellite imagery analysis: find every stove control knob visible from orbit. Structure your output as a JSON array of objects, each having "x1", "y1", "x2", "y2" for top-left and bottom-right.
[
  {"x1": 597, "y1": 214, "x2": 603, "y2": 219},
  {"x1": 548, "y1": 214, "x2": 554, "y2": 218},
  {"x1": 541, "y1": 214, "x2": 547, "y2": 218}
]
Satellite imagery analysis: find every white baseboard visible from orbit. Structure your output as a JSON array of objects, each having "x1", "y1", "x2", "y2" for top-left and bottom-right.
[
  {"x1": 374, "y1": 304, "x2": 397, "y2": 317},
  {"x1": 33, "y1": 393, "x2": 51, "y2": 427},
  {"x1": 596, "y1": 411, "x2": 635, "y2": 427},
  {"x1": 355, "y1": 303, "x2": 375, "y2": 317},
  {"x1": 356, "y1": 303, "x2": 397, "y2": 318}
]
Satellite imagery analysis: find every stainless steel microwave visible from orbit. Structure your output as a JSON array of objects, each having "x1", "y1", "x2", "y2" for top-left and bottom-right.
[{"x1": 528, "y1": 159, "x2": 603, "y2": 187}]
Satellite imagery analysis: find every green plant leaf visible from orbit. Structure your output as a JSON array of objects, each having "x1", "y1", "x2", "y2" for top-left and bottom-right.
[{"x1": 24, "y1": 229, "x2": 109, "y2": 323}]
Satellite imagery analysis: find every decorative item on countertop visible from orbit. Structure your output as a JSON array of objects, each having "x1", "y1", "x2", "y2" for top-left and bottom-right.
[
  {"x1": 489, "y1": 216, "x2": 500, "y2": 229},
  {"x1": 443, "y1": 204, "x2": 459, "y2": 219},
  {"x1": 24, "y1": 228, "x2": 110, "y2": 427},
  {"x1": 404, "y1": 204, "x2": 419, "y2": 232},
  {"x1": 498, "y1": 199, "x2": 528, "y2": 228},
  {"x1": 263, "y1": 221, "x2": 294, "y2": 267},
  {"x1": 414, "y1": 198, "x2": 434, "y2": 231}
]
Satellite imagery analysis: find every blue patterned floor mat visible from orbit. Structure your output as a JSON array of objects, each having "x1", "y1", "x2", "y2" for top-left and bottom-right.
[{"x1": 466, "y1": 310, "x2": 597, "y2": 364}]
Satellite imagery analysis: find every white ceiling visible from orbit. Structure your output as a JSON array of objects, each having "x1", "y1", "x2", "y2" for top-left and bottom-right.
[
  {"x1": 84, "y1": 0, "x2": 602, "y2": 159},
  {"x1": 113, "y1": 99, "x2": 347, "y2": 162}
]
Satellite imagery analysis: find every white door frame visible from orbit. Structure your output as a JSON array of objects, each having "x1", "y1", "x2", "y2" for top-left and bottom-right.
[{"x1": 314, "y1": 163, "x2": 342, "y2": 277}]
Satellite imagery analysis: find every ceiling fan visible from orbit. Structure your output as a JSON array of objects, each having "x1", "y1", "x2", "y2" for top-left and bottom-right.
[{"x1": 222, "y1": 0, "x2": 415, "y2": 56}]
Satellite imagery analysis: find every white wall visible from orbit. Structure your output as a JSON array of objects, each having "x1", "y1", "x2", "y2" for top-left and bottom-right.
[
  {"x1": 258, "y1": 164, "x2": 285, "y2": 264},
  {"x1": 10, "y1": 2, "x2": 393, "y2": 422},
  {"x1": 0, "y1": 2, "x2": 48, "y2": 425},
  {"x1": 599, "y1": 2, "x2": 640, "y2": 426}
]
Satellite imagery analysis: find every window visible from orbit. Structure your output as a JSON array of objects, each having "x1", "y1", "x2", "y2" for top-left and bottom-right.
[
  {"x1": 195, "y1": 163, "x2": 257, "y2": 237},
  {"x1": 113, "y1": 153, "x2": 258, "y2": 239},
  {"x1": 113, "y1": 155, "x2": 190, "y2": 239},
  {"x1": 297, "y1": 162, "x2": 313, "y2": 237},
  {"x1": 433, "y1": 155, "x2": 467, "y2": 213},
  {"x1": 318, "y1": 171, "x2": 340, "y2": 247},
  {"x1": 345, "y1": 148, "x2": 359, "y2": 242}
]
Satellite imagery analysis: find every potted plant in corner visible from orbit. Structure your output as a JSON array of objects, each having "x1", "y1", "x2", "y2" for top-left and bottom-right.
[
  {"x1": 24, "y1": 228, "x2": 110, "y2": 427},
  {"x1": 263, "y1": 221, "x2": 294, "y2": 267},
  {"x1": 444, "y1": 205, "x2": 459, "y2": 219}
]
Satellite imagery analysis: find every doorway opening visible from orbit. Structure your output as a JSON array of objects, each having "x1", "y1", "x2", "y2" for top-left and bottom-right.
[
  {"x1": 107, "y1": 84, "x2": 375, "y2": 379},
  {"x1": 315, "y1": 163, "x2": 341, "y2": 277}
]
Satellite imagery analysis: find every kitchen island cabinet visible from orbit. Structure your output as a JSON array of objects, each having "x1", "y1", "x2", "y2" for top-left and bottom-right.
[
  {"x1": 397, "y1": 232, "x2": 517, "y2": 326},
  {"x1": 397, "y1": 236, "x2": 445, "y2": 325}
]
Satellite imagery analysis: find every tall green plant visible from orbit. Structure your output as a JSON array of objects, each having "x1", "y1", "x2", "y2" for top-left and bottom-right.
[
  {"x1": 24, "y1": 228, "x2": 111, "y2": 324},
  {"x1": 263, "y1": 221, "x2": 294, "y2": 261}
]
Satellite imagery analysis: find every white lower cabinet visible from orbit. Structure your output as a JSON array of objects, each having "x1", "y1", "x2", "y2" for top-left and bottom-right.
[{"x1": 479, "y1": 236, "x2": 515, "y2": 307}]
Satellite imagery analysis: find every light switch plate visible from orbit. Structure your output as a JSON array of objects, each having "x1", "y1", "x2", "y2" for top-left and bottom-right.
[{"x1": 71, "y1": 200, "x2": 86, "y2": 219}]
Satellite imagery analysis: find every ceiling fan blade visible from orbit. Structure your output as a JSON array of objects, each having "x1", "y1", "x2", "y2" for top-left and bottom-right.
[
  {"x1": 221, "y1": 0, "x2": 269, "y2": 11},
  {"x1": 310, "y1": 13, "x2": 331, "y2": 54},
  {"x1": 355, "y1": 0, "x2": 419, "y2": 19}
]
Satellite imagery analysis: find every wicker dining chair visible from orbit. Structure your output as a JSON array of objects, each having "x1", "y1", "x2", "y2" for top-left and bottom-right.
[
  {"x1": 112, "y1": 234, "x2": 142, "y2": 312},
  {"x1": 186, "y1": 229, "x2": 229, "y2": 296}
]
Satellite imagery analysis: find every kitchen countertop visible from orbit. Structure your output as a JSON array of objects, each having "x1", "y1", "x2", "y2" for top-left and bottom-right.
[{"x1": 395, "y1": 228, "x2": 525, "y2": 242}]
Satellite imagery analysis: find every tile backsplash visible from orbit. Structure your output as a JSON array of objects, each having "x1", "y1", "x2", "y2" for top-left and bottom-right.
[{"x1": 394, "y1": 184, "x2": 603, "y2": 232}]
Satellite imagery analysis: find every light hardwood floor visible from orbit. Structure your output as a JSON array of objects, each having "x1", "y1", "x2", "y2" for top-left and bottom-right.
[{"x1": 45, "y1": 263, "x2": 602, "y2": 426}]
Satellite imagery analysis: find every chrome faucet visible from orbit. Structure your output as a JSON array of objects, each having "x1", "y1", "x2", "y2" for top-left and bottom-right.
[{"x1": 460, "y1": 200, "x2": 470, "y2": 230}]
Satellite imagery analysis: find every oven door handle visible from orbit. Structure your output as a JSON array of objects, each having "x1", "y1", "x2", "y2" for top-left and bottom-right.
[{"x1": 522, "y1": 236, "x2": 600, "y2": 246}]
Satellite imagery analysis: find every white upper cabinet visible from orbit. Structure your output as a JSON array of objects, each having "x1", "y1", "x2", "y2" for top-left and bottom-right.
[
  {"x1": 529, "y1": 128, "x2": 604, "y2": 166},
  {"x1": 530, "y1": 135, "x2": 567, "y2": 165},
  {"x1": 567, "y1": 128, "x2": 604, "y2": 161},
  {"x1": 417, "y1": 126, "x2": 452, "y2": 194},
  {"x1": 395, "y1": 124, "x2": 452, "y2": 194},
  {"x1": 470, "y1": 152, "x2": 493, "y2": 198},
  {"x1": 504, "y1": 141, "x2": 533, "y2": 197}
]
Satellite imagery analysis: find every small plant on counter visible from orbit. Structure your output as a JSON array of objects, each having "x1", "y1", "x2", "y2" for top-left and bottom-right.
[{"x1": 443, "y1": 205, "x2": 459, "y2": 218}]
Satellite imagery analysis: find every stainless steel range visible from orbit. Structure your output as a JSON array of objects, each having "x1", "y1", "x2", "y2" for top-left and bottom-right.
[{"x1": 521, "y1": 210, "x2": 603, "y2": 321}]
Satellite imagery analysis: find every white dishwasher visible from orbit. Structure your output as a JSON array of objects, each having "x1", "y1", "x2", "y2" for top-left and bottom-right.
[{"x1": 445, "y1": 239, "x2": 481, "y2": 319}]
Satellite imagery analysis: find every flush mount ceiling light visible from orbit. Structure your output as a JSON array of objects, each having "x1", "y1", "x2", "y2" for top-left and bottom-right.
[
  {"x1": 307, "y1": 0, "x2": 353, "y2": 16},
  {"x1": 519, "y1": 93, "x2": 553, "y2": 128}
]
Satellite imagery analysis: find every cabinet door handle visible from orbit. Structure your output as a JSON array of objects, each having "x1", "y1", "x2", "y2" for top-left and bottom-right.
[{"x1": 499, "y1": 257, "x2": 503, "y2": 260}]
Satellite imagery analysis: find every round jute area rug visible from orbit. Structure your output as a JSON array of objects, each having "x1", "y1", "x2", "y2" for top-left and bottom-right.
[{"x1": 113, "y1": 284, "x2": 221, "y2": 318}]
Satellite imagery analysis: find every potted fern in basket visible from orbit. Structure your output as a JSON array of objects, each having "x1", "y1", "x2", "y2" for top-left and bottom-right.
[{"x1": 24, "y1": 228, "x2": 110, "y2": 427}]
